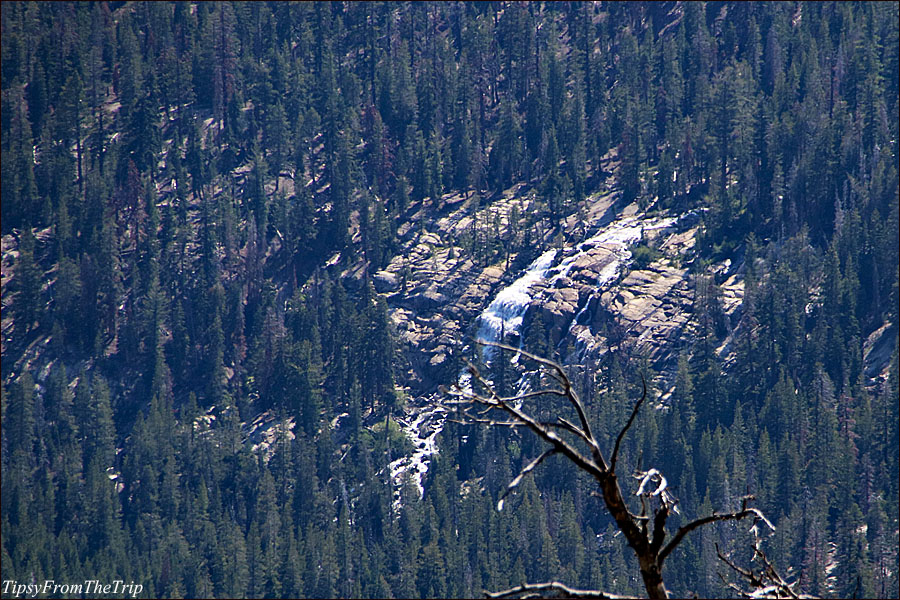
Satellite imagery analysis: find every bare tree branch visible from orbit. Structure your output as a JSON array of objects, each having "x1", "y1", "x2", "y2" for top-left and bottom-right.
[
  {"x1": 446, "y1": 342, "x2": 787, "y2": 600},
  {"x1": 484, "y1": 581, "x2": 638, "y2": 599},
  {"x1": 447, "y1": 415, "x2": 595, "y2": 446},
  {"x1": 610, "y1": 373, "x2": 646, "y2": 473},
  {"x1": 650, "y1": 502, "x2": 670, "y2": 556},
  {"x1": 555, "y1": 416, "x2": 594, "y2": 445},
  {"x1": 448, "y1": 416, "x2": 524, "y2": 427},
  {"x1": 499, "y1": 388, "x2": 569, "y2": 403},
  {"x1": 715, "y1": 544, "x2": 768, "y2": 594},
  {"x1": 448, "y1": 358, "x2": 607, "y2": 483},
  {"x1": 497, "y1": 448, "x2": 557, "y2": 511},
  {"x1": 658, "y1": 506, "x2": 774, "y2": 567},
  {"x1": 715, "y1": 544, "x2": 814, "y2": 599},
  {"x1": 474, "y1": 340, "x2": 602, "y2": 462}
]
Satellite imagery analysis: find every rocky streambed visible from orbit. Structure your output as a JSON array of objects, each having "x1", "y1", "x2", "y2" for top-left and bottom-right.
[{"x1": 377, "y1": 188, "x2": 738, "y2": 499}]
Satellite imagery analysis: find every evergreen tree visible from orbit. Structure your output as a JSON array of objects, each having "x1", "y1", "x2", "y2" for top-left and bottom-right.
[
  {"x1": 1, "y1": 84, "x2": 40, "y2": 230},
  {"x1": 0, "y1": 4, "x2": 897, "y2": 599},
  {"x1": 12, "y1": 225, "x2": 41, "y2": 337}
]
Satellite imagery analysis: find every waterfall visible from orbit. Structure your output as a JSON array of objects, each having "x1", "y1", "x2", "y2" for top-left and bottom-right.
[
  {"x1": 388, "y1": 210, "x2": 681, "y2": 507},
  {"x1": 476, "y1": 248, "x2": 558, "y2": 360}
]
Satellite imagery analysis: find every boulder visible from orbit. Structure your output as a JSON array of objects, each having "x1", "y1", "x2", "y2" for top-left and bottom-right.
[{"x1": 373, "y1": 270, "x2": 399, "y2": 292}]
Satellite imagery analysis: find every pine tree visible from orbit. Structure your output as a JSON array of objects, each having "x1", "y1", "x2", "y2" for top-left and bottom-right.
[
  {"x1": 84, "y1": 375, "x2": 116, "y2": 469},
  {"x1": 13, "y1": 225, "x2": 41, "y2": 337},
  {"x1": 6, "y1": 373, "x2": 36, "y2": 461},
  {"x1": 1, "y1": 84, "x2": 40, "y2": 230},
  {"x1": 619, "y1": 108, "x2": 642, "y2": 204}
]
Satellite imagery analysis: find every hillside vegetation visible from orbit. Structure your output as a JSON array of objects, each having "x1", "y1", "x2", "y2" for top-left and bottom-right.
[{"x1": 1, "y1": 2, "x2": 898, "y2": 598}]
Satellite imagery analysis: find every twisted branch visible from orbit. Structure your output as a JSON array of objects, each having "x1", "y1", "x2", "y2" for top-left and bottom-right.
[
  {"x1": 716, "y1": 544, "x2": 812, "y2": 599},
  {"x1": 497, "y1": 448, "x2": 557, "y2": 511},
  {"x1": 484, "y1": 581, "x2": 638, "y2": 599},
  {"x1": 658, "y1": 497, "x2": 775, "y2": 567},
  {"x1": 473, "y1": 340, "x2": 606, "y2": 468},
  {"x1": 446, "y1": 341, "x2": 786, "y2": 600},
  {"x1": 610, "y1": 373, "x2": 646, "y2": 473}
]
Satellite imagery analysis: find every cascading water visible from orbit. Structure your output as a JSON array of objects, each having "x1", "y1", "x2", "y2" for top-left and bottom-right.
[
  {"x1": 387, "y1": 251, "x2": 559, "y2": 507},
  {"x1": 388, "y1": 208, "x2": 681, "y2": 507},
  {"x1": 388, "y1": 402, "x2": 447, "y2": 506},
  {"x1": 554, "y1": 215, "x2": 678, "y2": 285},
  {"x1": 476, "y1": 248, "x2": 558, "y2": 361},
  {"x1": 555, "y1": 215, "x2": 680, "y2": 353}
]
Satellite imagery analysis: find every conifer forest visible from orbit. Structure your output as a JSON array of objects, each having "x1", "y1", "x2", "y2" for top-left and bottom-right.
[{"x1": 1, "y1": 2, "x2": 898, "y2": 598}]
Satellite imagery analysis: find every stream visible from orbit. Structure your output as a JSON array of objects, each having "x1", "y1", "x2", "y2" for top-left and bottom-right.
[{"x1": 387, "y1": 208, "x2": 681, "y2": 505}]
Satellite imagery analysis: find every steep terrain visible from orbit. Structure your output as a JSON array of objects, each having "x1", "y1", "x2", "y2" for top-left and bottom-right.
[
  {"x1": 361, "y1": 161, "x2": 744, "y2": 494},
  {"x1": 361, "y1": 164, "x2": 892, "y2": 502},
  {"x1": 2, "y1": 3, "x2": 897, "y2": 598}
]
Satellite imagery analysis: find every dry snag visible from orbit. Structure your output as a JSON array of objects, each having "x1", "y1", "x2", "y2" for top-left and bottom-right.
[
  {"x1": 716, "y1": 544, "x2": 816, "y2": 599},
  {"x1": 443, "y1": 341, "x2": 785, "y2": 599}
]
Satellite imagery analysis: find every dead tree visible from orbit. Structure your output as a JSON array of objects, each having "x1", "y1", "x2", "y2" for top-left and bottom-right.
[
  {"x1": 716, "y1": 544, "x2": 817, "y2": 599},
  {"x1": 444, "y1": 341, "x2": 782, "y2": 600}
]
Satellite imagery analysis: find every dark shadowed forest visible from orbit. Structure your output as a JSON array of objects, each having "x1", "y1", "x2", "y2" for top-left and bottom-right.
[{"x1": 1, "y1": 2, "x2": 898, "y2": 598}]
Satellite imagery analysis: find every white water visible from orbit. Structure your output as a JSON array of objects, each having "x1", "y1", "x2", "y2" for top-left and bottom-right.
[
  {"x1": 388, "y1": 209, "x2": 680, "y2": 505},
  {"x1": 387, "y1": 248, "x2": 559, "y2": 506},
  {"x1": 387, "y1": 377, "x2": 469, "y2": 508},
  {"x1": 388, "y1": 401, "x2": 448, "y2": 505},
  {"x1": 475, "y1": 214, "x2": 678, "y2": 356},
  {"x1": 555, "y1": 215, "x2": 678, "y2": 284},
  {"x1": 390, "y1": 250, "x2": 562, "y2": 501},
  {"x1": 476, "y1": 249, "x2": 558, "y2": 355},
  {"x1": 559, "y1": 215, "x2": 679, "y2": 351}
]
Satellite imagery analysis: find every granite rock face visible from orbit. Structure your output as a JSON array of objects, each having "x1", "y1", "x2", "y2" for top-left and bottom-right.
[
  {"x1": 369, "y1": 183, "x2": 736, "y2": 396},
  {"x1": 526, "y1": 220, "x2": 710, "y2": 375},
  {"x1": 343, "y1": 177, "x2": 758, "y2": 495}
]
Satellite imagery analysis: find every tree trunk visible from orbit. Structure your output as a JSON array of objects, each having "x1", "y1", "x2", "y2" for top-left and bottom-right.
[{"x1": 639, "y1": 556, "x2": 668, "y2": 599}]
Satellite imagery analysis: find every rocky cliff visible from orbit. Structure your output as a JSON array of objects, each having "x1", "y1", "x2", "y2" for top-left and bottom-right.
[
  {"x1": 352, "y1": 167, "x2": 749, "y2": 493},
  {"x1": 374, "y1": 182, "x2": 737, "y2": 396}
]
